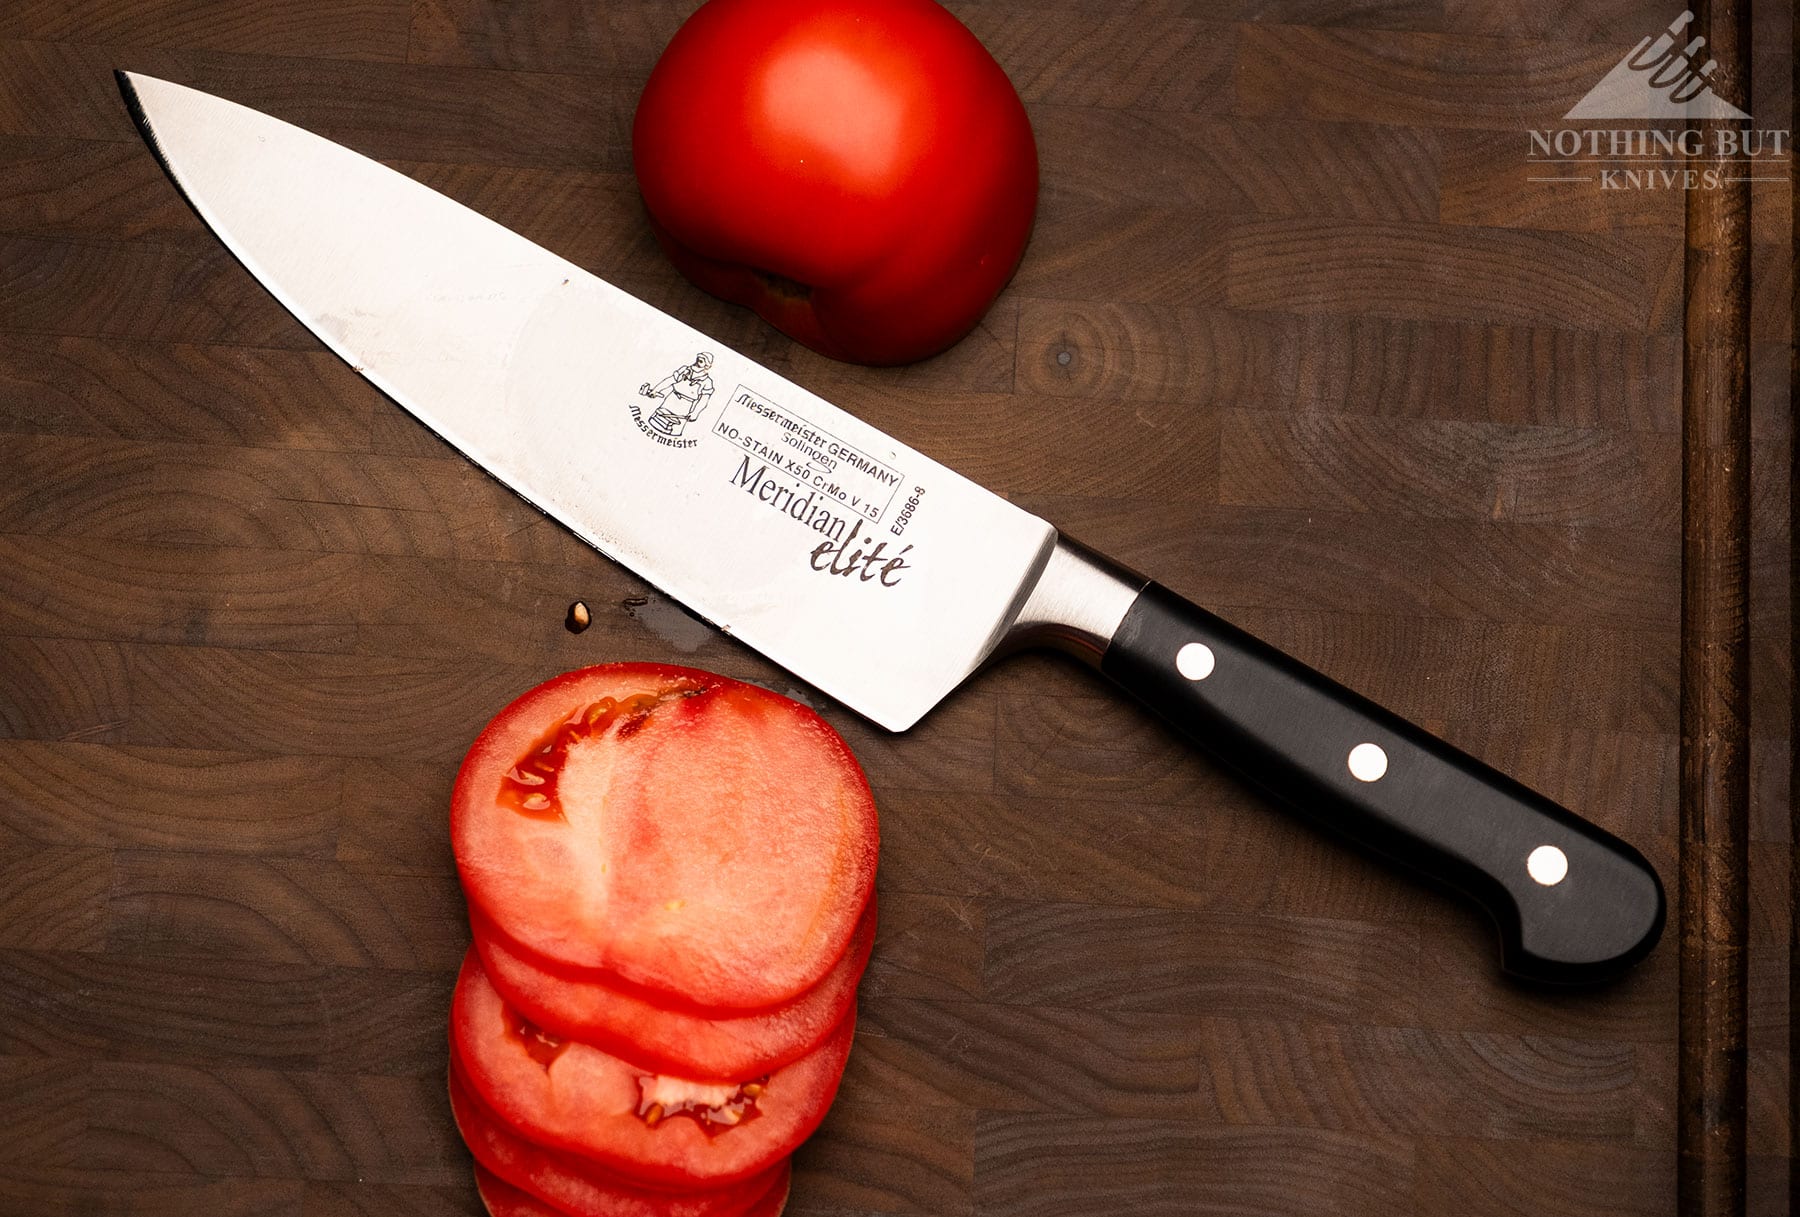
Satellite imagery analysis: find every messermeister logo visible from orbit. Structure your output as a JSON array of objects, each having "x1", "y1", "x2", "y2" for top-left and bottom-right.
[
  {"x1": 629, "y1": 352, "x2": 716, "y2": 447},
  {"x1": 714, "y1": 385, "x2": 914, "y2": 587}
]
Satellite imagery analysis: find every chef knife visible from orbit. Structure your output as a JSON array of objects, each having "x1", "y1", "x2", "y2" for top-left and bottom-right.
[{"x1": 119, "y1": 72, "x2": 1664, "y2": 984}]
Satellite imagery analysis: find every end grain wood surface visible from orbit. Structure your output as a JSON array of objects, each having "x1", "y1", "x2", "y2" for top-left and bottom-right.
[{"x1": 0, "y1": 2, "x2": 1791, "y2": 1216}]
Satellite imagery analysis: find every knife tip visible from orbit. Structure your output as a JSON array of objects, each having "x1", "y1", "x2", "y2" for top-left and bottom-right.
[
  {"x1": 112, "y1": 71, "x2": 187, "y2": 206},
  {"x1": 114, "y1": 69, "x2": 146, "y2": 120}
]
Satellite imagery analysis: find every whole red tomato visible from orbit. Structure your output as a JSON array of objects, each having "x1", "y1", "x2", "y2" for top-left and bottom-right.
[{"x1": 632, "y1": 0, "x2": 1038, "y2": 365}]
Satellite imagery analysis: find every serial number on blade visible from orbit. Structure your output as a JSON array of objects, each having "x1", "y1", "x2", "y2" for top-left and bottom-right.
[{"x1": 711, "y1": 386, "x2": 905, "y2": 524}]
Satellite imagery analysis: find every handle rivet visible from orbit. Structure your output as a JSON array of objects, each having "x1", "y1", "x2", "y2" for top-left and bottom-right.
[
  {"x1": 1347, "y1": 742, "x2": 1387, "y2": 782},
  {"x1": 1527, "y1": 845, "x2": 1568, "y2": 886},
  {"x1": 1176, "y1": 642, "x2": 1215, "y2": 681}
]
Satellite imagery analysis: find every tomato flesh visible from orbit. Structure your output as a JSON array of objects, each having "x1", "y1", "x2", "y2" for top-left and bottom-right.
[
  {"x1": 452, "y1": 949, "x2": 855, "y2": 1188},
  {"x1": 451, "y1": 664, "x2": 879, "y2": 1011},
  {"x1": 472, "y1": 897, "x2": 875, "y2": 1078},
  {"x1": 450, "y1": 1057, "x2": 786, "y2": 1217}
]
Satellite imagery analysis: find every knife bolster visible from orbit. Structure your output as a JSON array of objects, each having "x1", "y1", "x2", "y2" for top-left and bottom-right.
[{"x1": 1001, "y1": 535, "x2": 1146, "y2": 665}]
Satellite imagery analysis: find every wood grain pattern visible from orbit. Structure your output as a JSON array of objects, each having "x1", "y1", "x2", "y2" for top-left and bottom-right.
[
  {"x1": 1233, "y1": 24, "x2": 1625, "y2": 128},
  {"x1": 849, "y1": 998, "x2": 1204, "y2": 1119},
  {"x1": 0, "y1": 741, "x2": 342, "y2": 853},
  {"x1": 302, "y1": 1180, "x2": 482, "y2": 1217},
  {"x1": 961, "y1": 7, "x2": 1238, "y2": 113},
  {"x1": 1217, "y1": 409, "x2": 1681, "y2": 525},
  {"x1": 1413, "y1": 1136, "x2": 1673, "y2": 1217},
  {"x1": 792, "y1": 1099, "x2": 974, "y2": 1215},
  {"x1": 1678, "y1": 1, "x2": 1756, "y2": 1213},
  {"x1": 0, "y1": 636, "x2": 131, "y2": 741},
  {"x1": 105, "y1": 852, "x2": 469, "y2": 969},
  {"x1": 79, "y1": 1062, "x2": 465, "y2": 1183},
  {"x1": 1197, "y1": 1017, "x2": 1666, "y2": 1143},
  {"x1": 1036, "y1": 109, "x2": 1442, "y2": 222},
  {"x1": 407, "y1": 0, "x2": 613, "y2": 73},
  {"x1": 875, "y1": 783, "x2": 1435, "y2": 920},
  {"x1": 1224, "y1": 217, "x2": 1683, "y2": 331},
  {"x1": 1440, "y1": 0, "x2": 1672, "y2": 41},
  {"x1": 982, "y1": 900, "x2": 1419, "y2": 1023},
  {"x1": 1017, "y1": 303, "x2": 1688, "y2": 427},
  {"x1": 0, "y1": 0, "x2": 1786, "y2": 1214},
  {"x1": 0, "y1": 1166, "x2": 302, "y2": 1217},
  {"x1": 0, "y1": 335, "x2": 377, "y2": 447},
  {"x1": 0, "y1": 1056, "x2": 88, "y2": 1165},
  {"x1": 1, "y1": 232, "x2": 302, "y2": 344},
  {"x1": 0, "y1": 843, "x2": 110, "y2": 950},
  {"x1": 0, "y1": 950, "x2": 450, "y2": 1073},
  {"x1": 0, "y1": 137, "x2": 198, "y2": 243},
  {"x1": 972, "y1": 1115, "x2": 1413, "y2": 1217},
  {"x1": 122, "y1": 646, "x2": 542, "y2": 763},
  {"x1": 0, "y1": 536, "x2": 361, "y2": 653},
  {"x1": 1439, "y1": 127, "x2": 1685, "y2": 236},
  {"x1": 0, "y1": 0, "x2": 411, "y2": 60}
]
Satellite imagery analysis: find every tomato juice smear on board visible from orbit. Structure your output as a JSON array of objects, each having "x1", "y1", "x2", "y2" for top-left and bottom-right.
[
  {"x1": 471, "y1": 897, "x2": 875, "y2": 1079},
  {"x1": 450, "y1": 664, "x2": 879, "y2": 1012},
  {"x1": 452, "y1": 950, "x2": 855, "y2": 1189},
  {"x1": 449, "y1": 1057, "x2": 788, "y2": 1217}
]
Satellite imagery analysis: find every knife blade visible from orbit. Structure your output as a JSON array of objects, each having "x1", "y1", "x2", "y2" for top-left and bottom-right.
[{"x1": 119, "y1": 72, "x2": 1664, "y2": 984}]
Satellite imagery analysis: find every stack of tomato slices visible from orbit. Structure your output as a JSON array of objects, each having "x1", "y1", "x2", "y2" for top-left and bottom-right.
[{"x1": 448, "y1": 663, "x2": 880, "y2": 1217}]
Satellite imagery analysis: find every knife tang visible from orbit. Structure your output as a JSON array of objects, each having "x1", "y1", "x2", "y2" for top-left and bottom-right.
[{"x1": 1015, "y1": 537, "x2": 1665, "y2": 985}]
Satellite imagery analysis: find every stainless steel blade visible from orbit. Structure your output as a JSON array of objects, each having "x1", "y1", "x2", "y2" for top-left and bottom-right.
[{"x1": 122, "y1": 73, "x2": 1058, "y2": 730}]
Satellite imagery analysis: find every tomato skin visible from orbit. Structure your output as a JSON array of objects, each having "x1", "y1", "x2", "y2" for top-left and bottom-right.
[
  {"x1": 471, "y1": 1164, "x2": 793, "y2": 1217},
  {"x1": 470, "y1": 1168, "x2": 571, "y2": 1217},
  {"x1": 472, "y1": 897, "x2": 876, "y2": 1078},
  {"x1": 452, "y1": 950, "x2": 856, "y2": 1189},
  {"x1": 632, "y1": 0, "x2": 1038, "y2": 365},
  {"x1": 450, "y1": 663, "x2": 879, "y2": 1011},
  {"x1": 450, "y1": 1059, "x2": 789, "y2": 1217}
]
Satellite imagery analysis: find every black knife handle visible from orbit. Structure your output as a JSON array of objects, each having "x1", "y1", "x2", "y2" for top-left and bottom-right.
[{"x1": 1098, "y1": 581, "x2": 1665, "y2": 985}]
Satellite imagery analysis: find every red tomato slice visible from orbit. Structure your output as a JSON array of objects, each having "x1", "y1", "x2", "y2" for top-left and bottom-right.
[
  {"x1": 449, "y1": 1056, "x2": 787, "y2": 1217},
  {"x1": 472, "y1": 1163, "x2": 792, "y2": 1217},
  {"x1": 452, "y1": 949, "x2": 854, "y2": 1188},
  {"x1": 451, "y1": 664, "x2": 878, "y2": 1011},
  {"x1": 472, "y1": 897, "x2": 875, "y2": 1079}
]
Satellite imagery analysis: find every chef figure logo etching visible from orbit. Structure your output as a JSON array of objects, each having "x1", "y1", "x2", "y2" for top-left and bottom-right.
[{"x1": 630, "y1": 352, "x2": 715, "y2": 448}]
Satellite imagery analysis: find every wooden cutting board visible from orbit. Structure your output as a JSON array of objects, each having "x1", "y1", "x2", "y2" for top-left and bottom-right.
[{"x1": 0, "y1": 2, "x2": 1790, "y2": 1215}]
